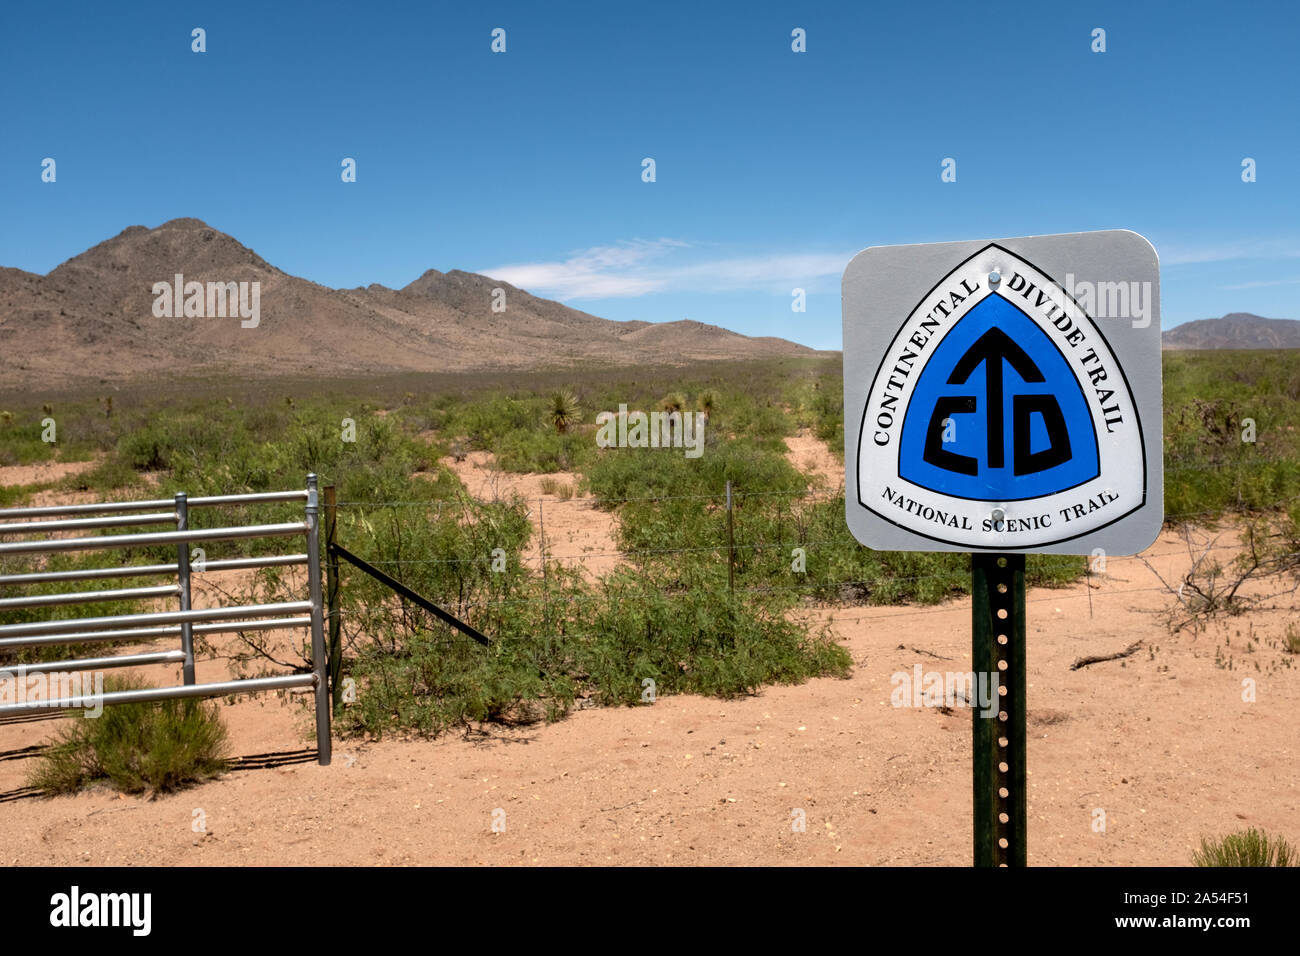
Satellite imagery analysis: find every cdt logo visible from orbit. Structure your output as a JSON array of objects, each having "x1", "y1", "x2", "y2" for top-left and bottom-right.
[
  {"x1": 901, "y1": 297, "x2": 1099, "y2": 499},
  {"x1": 854, "y1": 243, "x2": 1147, "y2": 549}
]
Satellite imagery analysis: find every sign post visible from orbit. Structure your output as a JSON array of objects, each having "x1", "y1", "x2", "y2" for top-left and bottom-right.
[
  {"x1": 841, "y1": 231, "x2": 1163, "y2": 866},
  {"x1": 971, "y1": 552, "x2": 1026, "y2": 867}
]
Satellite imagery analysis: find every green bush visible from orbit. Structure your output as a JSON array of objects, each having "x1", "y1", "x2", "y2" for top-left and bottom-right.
[
  {"x1": 1192, "y1": 828, "x2": 1295, "y2": 867},
  {"x1": 496, "y1": 427, "x2": 590, "y2": 473},
  {"x1": 585, "y1": 438, "x2": 803, "y2": 506},
  {"x1": 582, "y1": 569, "x2": 851, "y2": 701},
  {"x1": 336, "y1": 568, "x2": 851, "y2": 739},
  {"x1": 1163, "y1": 351, "x2": 1300, "y2": 517},
  {"x1": 29, "y1": 676, "x2": 230, "y2": 795}
]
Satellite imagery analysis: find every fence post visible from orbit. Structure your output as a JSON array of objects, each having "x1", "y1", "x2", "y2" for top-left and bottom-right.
[
  {"x1": 538, "y1": 496, "x2": 546, "y2": 584},
  {"x1": 175, "y1": 492, "x2": 195, "y2": 685},
  {"x1": 324, "y1": 485, "x2": 343, "y2": 712},
  {"x1": 305, "y1": 474, "x2": 332, "y2": 766},
  {"x1": 725, "y1": 481, "x2": 735, "y2": 594}
]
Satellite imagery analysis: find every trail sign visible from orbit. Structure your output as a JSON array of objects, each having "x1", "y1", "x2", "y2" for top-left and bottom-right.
[
  {"x1": 843, "y1": 230, "x2": 1162, "y2": 556},
  {"x1": 843, "y1": 230, "x2": 1163, "y2": 866}
]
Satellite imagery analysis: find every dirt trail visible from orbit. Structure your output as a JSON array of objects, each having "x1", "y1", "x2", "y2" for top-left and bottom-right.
[
  {"x1": 0, "y1": 458, "x2": 99, "y2": 492},
  {"x1": 783, "y1": 429, "x2": 843, "y2": 492},
  {"x1": 0, "y1": 460, "x2": 160, "y2": 509},
  {"x1": 439, "y1": 451, "x2": 623, "y2": 577}
]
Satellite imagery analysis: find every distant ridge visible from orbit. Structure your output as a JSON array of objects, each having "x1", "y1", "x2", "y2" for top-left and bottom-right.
[
  {"x1": 1162, "y1": 313, "x2": 1300, "y2": 350},
  {"x1": 0, "y1": 219, "x2": 820, "y2": 387}
]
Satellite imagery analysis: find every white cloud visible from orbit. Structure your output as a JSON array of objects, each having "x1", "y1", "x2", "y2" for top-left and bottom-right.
[
  {"x1": 1160, "y1": 238, "x2": 1300, "y2": 265},
  {"x1": 1221, "y1": 276, "x2": 1300, "y2": 291},
  {"x1": 480, "y1": 239, "x2": 853, "y2": 300}
]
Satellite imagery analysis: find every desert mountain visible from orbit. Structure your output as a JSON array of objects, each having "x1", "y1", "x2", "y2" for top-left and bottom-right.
[
  {"x1": 0, "y1": 219, "x2": 817, "y2": 387},
  {"x1": 1162, "y1": 313, "x2": 1300, "y2": 350}
]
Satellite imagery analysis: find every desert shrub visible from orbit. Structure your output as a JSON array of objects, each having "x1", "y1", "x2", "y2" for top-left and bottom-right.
[
  {"x1": 580, "y1": 569, "x2": 850, "y2": 702},
  {"x1": 325, "y1": 431, "x2": 852, "y2": 739},
  {"x1": 56, "y1": 455, "x2": 142, "y2": 494},
  {"x1": 540, "y1": 476, "x2": 574, "y2": 499},
  {"x1": 337, "y1": 609, "x2": 579, "y2": 737},
  {"x1": 495, "y1": 427, "x2": 590, "y2": 473},
  {"x1": 0, "y1": 415, "x2": 59, "y2": 466},
  {"x1": 29, "y1": 676, "x2": 230, "y2": 795},
  {"x1": 810, "y1": 385, "x2": 844, "y2": 453},
  {"x1": 1283, "y1": 622, "x2": 1300, "y2": 654},
  {"x1": 329, "y1": 492, "x2": 534, "y2": 659},
  {"x1": 0, "y1": 481, "x2": 44, "y2": 507},
  {"x1": 1192, "y1": 828, "x2": 1295, "y2": 867},
  {"x1": 425, "y1": 393, "x2": 596, "y2": 473},
  {"x1": 1163, "y1": 351, "x2": 1300, "y2": 516},
  {"x1": 1140, "y1": 516, "x2": 1300, "y2": 632},
  {"x1": 448, "y1": 395, "x2": 540, "y2": 449},
  {"x1": 585, "y1": 438, "x2": 802, "y2": 506},
  {"x1": 336, "y1": 567, "x2": 851, "y2": 739}
]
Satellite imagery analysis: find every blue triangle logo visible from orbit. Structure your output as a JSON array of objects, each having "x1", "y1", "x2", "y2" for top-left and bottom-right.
[{"x1": 898, "y1": 293, "x2": 1099, "y2": 501}]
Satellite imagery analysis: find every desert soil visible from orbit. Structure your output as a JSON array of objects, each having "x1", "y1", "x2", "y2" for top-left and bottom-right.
[
  {"x1": 783, "y1": 429, "x2": 843, "y2": 492},
  {"x1": 1, "y1": 440, "x2": 1297, "y2": 866},
  {"x1": 0, "y1": 458, "x2": 99, "y2": 493},
  {"x1": 438, "y1": 450, "x2": 623, "y2": 577}
]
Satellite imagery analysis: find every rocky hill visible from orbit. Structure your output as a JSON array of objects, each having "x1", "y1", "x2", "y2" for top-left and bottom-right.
[
  {"x1": 0, "y1": 219, "x2": 817, "y2": 387},
  {"x1": 1162, "y1": 313, "x2": 1300, "y2": 350}
]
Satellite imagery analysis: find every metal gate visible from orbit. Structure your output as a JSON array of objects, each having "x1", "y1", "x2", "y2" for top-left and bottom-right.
[{"x1": 0, "y1": 474, "x2": 330, "y2": 765}]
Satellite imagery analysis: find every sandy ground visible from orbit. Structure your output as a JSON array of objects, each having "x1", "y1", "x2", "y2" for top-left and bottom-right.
[
  {"x1": 784, "y1": 429, "x2": 843, "y2": 493},
  {"x1": 0, "y1": 458, "x2": 98, "y2": 492},
  {"x1": 2, "y1": 439, "x2": 1297, "y2": 866},
  {"x1": 438, "y1": 450, "x2": 623, "y2": 577},
  {"x1": 2, "y1": 525, "x2": 1297, "y2": 866},
  {"x1": 0, "y1": 457, "x2": 160, "y2": 510}
]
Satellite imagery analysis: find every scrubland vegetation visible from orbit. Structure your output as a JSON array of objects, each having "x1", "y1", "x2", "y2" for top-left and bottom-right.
[{"x1": 4, "y1": 351, "x2": 1299, "y2": 744}]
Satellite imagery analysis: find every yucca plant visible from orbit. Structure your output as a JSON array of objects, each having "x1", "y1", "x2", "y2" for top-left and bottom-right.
[
  {"x1": 661, "y1": 391, "x2": 687, "y2": 415},
  {"x1": 658, "y1": 392, "x2": 688, "y2": 443},
  {"x1": 548, "y1": 390, "x2": 581, "y2": 434}
]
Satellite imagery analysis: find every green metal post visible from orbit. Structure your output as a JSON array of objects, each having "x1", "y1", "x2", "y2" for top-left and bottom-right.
[{"x1": 971, "y1": 552, "x2": 1027, "y2": 867}]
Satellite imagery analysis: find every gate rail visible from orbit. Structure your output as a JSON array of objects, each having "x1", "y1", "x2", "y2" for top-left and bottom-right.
[{"x1": 0, "y1": 474, "x2": 331, "y2": 765}]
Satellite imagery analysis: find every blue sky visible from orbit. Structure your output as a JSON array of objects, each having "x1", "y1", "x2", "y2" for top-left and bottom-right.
[{"x1": 1, "y1": 0, "x2": 1297, "y2": 350}]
